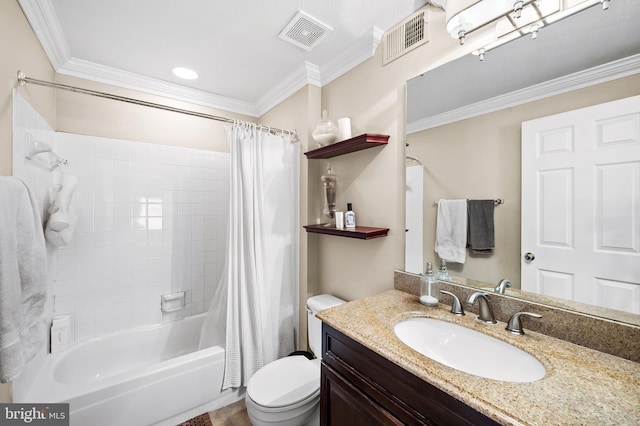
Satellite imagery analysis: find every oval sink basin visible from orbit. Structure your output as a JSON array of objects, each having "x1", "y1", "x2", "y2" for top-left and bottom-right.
[{"x1": 394, "y1": 317, "x2": 545, "y2": 382}]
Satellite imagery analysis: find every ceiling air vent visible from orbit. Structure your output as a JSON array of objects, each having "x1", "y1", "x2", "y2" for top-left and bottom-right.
[
  {"x1": 279, "y1": 11, "x2": 332, "y2": 51},
  {"x1": 383, "y1": 9, "x2": 429, "y2": 65}
]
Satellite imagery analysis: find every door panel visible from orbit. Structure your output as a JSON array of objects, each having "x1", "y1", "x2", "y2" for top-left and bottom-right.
[{"x1": 522, "y1": 95, "x2": 640, "y2": 314}]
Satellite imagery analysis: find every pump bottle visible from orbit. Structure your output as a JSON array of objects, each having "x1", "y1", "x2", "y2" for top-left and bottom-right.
[
  {"x1": 419, "y1": 262, "x2": 439, "y2": 307},
  {"x1": 345, "y1": 203, "x2": 356, "y2": 228}
]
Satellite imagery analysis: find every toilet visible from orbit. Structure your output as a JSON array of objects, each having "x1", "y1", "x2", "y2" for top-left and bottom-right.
[{"x1": 245, "y1": 294, "x2": 345, "y2": 426}]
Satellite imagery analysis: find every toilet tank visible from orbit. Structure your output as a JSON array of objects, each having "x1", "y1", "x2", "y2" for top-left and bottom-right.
[{"x1": 306, "y1": 294, "x2": 345, "y2": 357}]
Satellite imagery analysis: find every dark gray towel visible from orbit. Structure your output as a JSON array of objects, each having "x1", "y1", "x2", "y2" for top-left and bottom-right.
[{"x1": 467, "y1": 200, "x2": 495, "y2": 252}]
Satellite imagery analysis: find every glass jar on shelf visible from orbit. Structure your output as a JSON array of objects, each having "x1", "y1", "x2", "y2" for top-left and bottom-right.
[{"x1": 312, "y1": 110, "x2": 338, "y2": 147}]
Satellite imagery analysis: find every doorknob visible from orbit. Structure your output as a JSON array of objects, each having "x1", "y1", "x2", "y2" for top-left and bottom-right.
[{"x1": 523, "y1": 252, "x2": 535, "y2": 261}]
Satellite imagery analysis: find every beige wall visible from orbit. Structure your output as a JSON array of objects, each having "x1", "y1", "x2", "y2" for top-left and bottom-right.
[
  {"x1": 408, "y1": 73, "x2": 640, "y2": 288},
  {"x1": 0, "y1": 0, "x2": 56, "y2": 176},
  {"x1": 308, "y1": 7, "x2": 464, "y2": 301},
  {"x1": 55, "y1": 74, "x2": 254, "y2": 152}
]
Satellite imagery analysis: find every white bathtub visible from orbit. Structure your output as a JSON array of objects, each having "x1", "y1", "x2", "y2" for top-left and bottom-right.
[{"x1": 13, "y1": 314, "x2": 243, "y2": 426}]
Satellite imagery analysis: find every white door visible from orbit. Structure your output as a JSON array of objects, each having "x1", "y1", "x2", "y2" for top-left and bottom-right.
[{"x1": 521, "y1": 95, "x2": 640, "y2": 314}]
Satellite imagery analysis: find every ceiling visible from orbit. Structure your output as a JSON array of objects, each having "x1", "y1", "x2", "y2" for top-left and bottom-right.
[{"x1": 19, "y1": 0, "x2": 437, "y2": 117}]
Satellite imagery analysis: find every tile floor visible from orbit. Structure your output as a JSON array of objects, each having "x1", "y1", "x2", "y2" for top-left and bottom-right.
[{"x1": 208, "y1": 399, "x2": 251, "y2": 426}]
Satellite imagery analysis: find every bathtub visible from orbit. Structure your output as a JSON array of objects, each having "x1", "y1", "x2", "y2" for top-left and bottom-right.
[{"x1": 13, "y1": 314, "x2": 243, "y2": 426}]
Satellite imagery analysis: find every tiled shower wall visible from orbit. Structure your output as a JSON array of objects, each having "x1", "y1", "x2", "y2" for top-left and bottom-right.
[{"x1": 13, "y1": 92, "x2": 229, "y2": 343}]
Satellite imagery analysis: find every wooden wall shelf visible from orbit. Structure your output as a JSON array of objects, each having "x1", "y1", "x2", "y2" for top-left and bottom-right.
[
  {"x1": 303, "y1": 224, "x2": 389, "y2": 240},
  {"x1": 304, "y1": 133, "x2": 389, "y2": 159}
]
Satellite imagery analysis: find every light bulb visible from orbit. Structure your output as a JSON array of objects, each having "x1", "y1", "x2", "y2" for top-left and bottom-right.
[
  {"x1": 601, "y1": 0, "x2": 609, "y2": 10},
  {"x1": 458, "y1": 30, "x2": 466, "y2": 45},
  {"x1": 531, "y1": 25, "x2": 539, "y2": 40},
  {"x1": 513, "y1": 1, "x2": 524, "y2": 19}
]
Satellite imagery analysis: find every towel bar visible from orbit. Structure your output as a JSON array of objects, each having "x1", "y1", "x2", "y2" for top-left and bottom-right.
[{"x1": 433, "y1": 198, "x2": 503, "y2": 206}]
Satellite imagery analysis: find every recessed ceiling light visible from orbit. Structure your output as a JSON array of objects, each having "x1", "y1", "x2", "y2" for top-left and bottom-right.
[{"x1": 172, "y1": 67, "x2": 198, "y2": 80}]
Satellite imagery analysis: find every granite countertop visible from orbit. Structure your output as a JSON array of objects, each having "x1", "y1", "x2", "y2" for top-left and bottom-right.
[{"x1": 317, "y1": 289, "x2": 640, "y2": 426}]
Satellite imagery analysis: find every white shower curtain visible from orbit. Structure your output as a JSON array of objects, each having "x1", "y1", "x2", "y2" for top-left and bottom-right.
[{"x1": 200, "y1": 122, "x2": 300, "y2": 389}]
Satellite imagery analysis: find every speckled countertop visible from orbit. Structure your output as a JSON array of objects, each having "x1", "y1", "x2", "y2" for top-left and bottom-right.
[{"x1": 317, "y1": 289, "x2": 640, "y2": 426}]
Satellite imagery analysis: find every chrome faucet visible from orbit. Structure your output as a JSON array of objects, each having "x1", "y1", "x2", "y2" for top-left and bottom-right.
[
  {"x1": 494, "y1": 279, "x2": 512, "y2": 294},
  {"x1": 439, "y1": 290, "x2": 465, "y2": 316},
  {"x1": 466, "y1": 292, "x2": 497, "y2": 324},
  {"x1": 506, "y1": 312, "x2": 542, "y2": 335}
]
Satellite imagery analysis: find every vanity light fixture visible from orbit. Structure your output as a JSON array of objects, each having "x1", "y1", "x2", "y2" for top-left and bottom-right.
[
  {"x1": 172, "y1": 67, "x2": 198, "y2": 80},
  {"x1": 446, "y1": 0, "x2": 536, "y2": 45},
  {"x1": 462, "y1": 0, "x2": 611, "y2": 61},
  {"x1": 446, "y1": 0, "x2": 610, "y2": 47}
]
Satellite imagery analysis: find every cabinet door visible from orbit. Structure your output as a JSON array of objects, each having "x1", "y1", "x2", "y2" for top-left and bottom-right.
[
  {"x1": 321, "y1": 324, "x2": 501, "y2": 426},
  {"x1": 321, "y1": 363, "x2": 405, "y2": 426}
]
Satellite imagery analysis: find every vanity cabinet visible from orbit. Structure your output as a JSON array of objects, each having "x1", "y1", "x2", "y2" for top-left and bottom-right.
[{"x1": 320, "y1": 324, "x2": 500, "y2": 426}]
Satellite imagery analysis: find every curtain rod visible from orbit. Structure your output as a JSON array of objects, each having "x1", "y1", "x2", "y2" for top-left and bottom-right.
[{"x1": 17, "y1": 71, "x2": 297, "y2": 139}]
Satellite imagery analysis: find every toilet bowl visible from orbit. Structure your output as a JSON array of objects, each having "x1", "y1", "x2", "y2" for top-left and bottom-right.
[{"x1": 245, "y1": 294, "x2": 345, "y2": 426}]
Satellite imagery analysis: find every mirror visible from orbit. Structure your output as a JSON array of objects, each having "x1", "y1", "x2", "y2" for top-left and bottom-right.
[{"x1": 405, "y1": 0, "x2": 640, "y2": 326}]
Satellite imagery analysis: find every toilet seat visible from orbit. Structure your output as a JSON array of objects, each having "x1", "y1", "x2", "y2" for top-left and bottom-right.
[{"x1": 247, "y1": 356, "x2": 321, "y2": 409}]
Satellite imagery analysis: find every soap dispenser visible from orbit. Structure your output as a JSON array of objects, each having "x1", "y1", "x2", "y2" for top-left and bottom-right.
[
  {"x1": 438, "y1": 259, "x2": 449, "y2": 280},
  {"x1": 420, "y1": 262, "x2": 439, "y2": 307}
]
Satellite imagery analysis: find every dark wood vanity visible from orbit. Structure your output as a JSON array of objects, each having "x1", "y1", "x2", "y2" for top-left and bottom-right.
[{"x1": 320, "y1": 324, "x2": 500, "y2": 425}]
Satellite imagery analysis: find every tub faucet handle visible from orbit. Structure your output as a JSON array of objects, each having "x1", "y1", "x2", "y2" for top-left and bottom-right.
[
  {"x1": 506, "y1": 312, "x2": 542, "y2": 335},
  {"x1": 439, "y1": 290, "x2": 465, "y2": 316}
]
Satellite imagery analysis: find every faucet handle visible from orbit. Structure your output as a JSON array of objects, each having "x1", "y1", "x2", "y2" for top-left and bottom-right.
[
  {"x1": 439, "y1": 290, "x2": 465, "y2": 316},
  {"x1": 506, "y1": 312, "x2": 542, "y2": 335}
]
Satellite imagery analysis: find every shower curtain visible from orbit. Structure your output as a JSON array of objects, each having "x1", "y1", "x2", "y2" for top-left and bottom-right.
[{"x1": 200, "y1": 122, "x2": 300, "y2": 389}]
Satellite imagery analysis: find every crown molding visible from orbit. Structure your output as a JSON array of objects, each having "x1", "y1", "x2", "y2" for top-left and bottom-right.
[
  {"x1": 18, "y1": 0, "x2": 70, "y2": 69},
  {"x1": 254, "y1": 26, "x2": 383, "y2": 116},
  {"x1": 58, "y1": 58, "x2": 258, "y2": 116},
  {"x1": 321, "y1": 27, "x2": 384, "y2": 86},
  {"x1": 406, "y1": 53, "x2": 640, "y2": 134},
  {"x1": 254, "y1": 62, "x2": 321, "y2": 116}
]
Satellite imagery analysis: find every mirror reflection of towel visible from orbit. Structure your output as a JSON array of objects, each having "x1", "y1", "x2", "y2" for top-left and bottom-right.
[
  {"x1": 435, "y1": 199, "x2": 467, "y2": 263},
  {"x1": 467, "y1": 200, "x2": 495, "y2": 253}
]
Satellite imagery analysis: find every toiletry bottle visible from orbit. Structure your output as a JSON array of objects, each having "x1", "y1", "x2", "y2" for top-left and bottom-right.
[
  {"x1": 438, "y1": 259, "x2": 449, "y2": 280},
  {"x1": 419, "y1": 262, "x2": 439, "y2": 307},
  {"x1": 345, "y1": 203, "x2": 356, "y2": 228}
]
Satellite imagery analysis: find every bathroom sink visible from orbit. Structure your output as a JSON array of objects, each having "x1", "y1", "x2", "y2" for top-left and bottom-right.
[{"x1": 394, "y1": 318, "x2": 545, "y2": 382}]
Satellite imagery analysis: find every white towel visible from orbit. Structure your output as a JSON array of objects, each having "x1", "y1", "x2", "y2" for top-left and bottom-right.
[
  {"x1": 435, "y1": 199, "x2": 468, "y2": 264},
  {"x1": 0, "y1": 177, "x2": 48, "y2": 383}
]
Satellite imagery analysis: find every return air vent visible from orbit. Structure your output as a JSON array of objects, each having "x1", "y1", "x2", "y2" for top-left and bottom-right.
[
  {"x1": 279, "y1": 11, "x2": 332, "y2": 51},
  {"x1": 383, "y1": 9, "x2": 429, "y2": 65}
]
